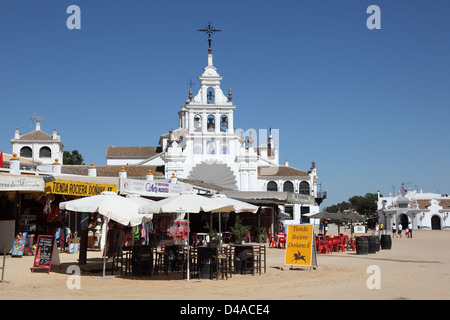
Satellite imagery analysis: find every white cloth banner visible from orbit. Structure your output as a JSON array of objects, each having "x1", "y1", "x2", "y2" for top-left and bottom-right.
[
  {"x1": 119, "y1": 178, "x2": 193, "y2": 198},
  {"x1": 0, "y1": 175, "x2": 45, "y2": 192}
]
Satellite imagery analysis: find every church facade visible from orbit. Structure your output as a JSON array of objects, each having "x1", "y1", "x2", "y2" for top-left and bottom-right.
[{"x1": 107, "y1": 48, "x2": 326, "y2": 223}]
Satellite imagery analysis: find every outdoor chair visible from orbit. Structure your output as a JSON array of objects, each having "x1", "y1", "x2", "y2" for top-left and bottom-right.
[
  {"x1": 154, "y1": 247, "x2": 169, "y2": 276},
  {"x1": 269, "y1": 233, "x2": 277, "y2": 248},
  {"x1": 212, "y1": 246, "x2": 230, "y2": 280},
  {"x1": 246, "y1": 231, "x2": 253, "y2": 243},
  {"x1": 277, "y1": 232, "x2": 286, "y2": 249},
  {"x1": 244, "y1": 246, "x2": 256, "y2": 276},
  {"x1": 111, "y1": 250, "x2": 125, "y2": 276},
  {"x1": 223, "y1": 232, "x2": 232, "y2": 243},
  {"x1": 317, "y1": 239, "x2": 331, "y2": 254},
  {"x1": 259, "y1": 245, "x2": 266, "y2": 274},
  {"x1": 182, "y1": 245, "x2": 199, "y2": 280}
]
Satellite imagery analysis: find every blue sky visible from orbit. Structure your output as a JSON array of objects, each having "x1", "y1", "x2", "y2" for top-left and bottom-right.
[{"x1": 1, "y1": 0, "x2": 449, "y2": 206}]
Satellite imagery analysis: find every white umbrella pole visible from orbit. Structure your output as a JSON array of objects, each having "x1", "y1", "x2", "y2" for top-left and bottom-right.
[
  {"x1": 219, "y1": 212, "x2": 222, "y2": 249},
  {"x1": 94, "y1": 217, "x2": 114, "y2": 279},
  {"x1": 187, "y1": 212, "x2": 190, "y2": 282},
  {"x1": 102, "y1": 218, "x2": 109, "y2": 277}
]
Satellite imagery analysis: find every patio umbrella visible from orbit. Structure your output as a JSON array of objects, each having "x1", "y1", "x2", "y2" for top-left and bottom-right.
[
  {"x1": 306, "y1": 208, "x2": 345, "y2": 235},
  {"x1": 139, "y1": 191, "x2": 233, "y2": 281},
  {"x1": 342, "y1": 210, "x2": 366, "y2": 237},
  {"x1": 59, "y1": 191, "x2": 154, "y2": 227},
  {"x1": 306, "y1": 208, "x2": 335, "y2": 220},
  {"x1": 59, "y1": 191, "x2": 154, "y2": 279},
  {"x1": 211, "y1": 194, "x2": 259, "y2": 246}
]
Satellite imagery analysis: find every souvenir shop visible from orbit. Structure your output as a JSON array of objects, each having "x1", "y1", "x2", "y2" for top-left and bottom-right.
[{"x1": 111, "y1": 213, "x2": 190, "y2": 251}]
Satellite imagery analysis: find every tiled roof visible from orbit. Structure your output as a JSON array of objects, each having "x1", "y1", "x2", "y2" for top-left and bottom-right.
[
  {"x1": 61, "y1": 165, "x2": 165, "y2": 177},
  {"x1": 439, "y1": 199, "x2": 450, "y2": 209},
  {"x1": 14, "y1": 130, "x2": 54, "y2": 141},
  {"x1": 417, "y1": 200, "x2": 431, "y2": 209},
  {"x1": 106, "y1": 146, "x2": 162, "y2": 158},
  {"x1": 258, "y1": 166, "x2": 310, "y2": 177}
]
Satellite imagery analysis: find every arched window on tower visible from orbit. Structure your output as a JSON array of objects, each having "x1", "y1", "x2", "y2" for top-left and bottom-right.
[
  {"x1": 299, "y1": 181, "x2": 310, "y2": 195},
  {"x1": 194, "y1": 114, "x2": 202, "y2": 132},
  {"x1": 267, "y1": 181, "x2": 278, "y2": 192},
  {"x1": 283, "y1": 181, "x2": 294, "y2": 193},
  {"x1": 207, "y1": 115, "x2": 215, "y2": 131},
  {"x1": 39, "y1": 146, "x2": 51, "y2": 158},
  {"x1": 207, "y1": 87, "x2": 215, "y2": 104},
  {"x1": 20, "y1": 146, "x2": 32, "y2": 158},
  {"x1": 220, "y1": 115, "x2": 228, "y2": 132}
]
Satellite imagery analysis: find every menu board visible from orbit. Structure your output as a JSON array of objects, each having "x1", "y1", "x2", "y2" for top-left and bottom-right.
[{"x1": 32, "y1": 235, "x2": 60, "y2": 274}]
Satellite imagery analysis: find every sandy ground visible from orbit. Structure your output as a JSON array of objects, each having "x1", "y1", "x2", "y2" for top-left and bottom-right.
[{"x1": 0, "y1": 230, "x2": 449, "y2": 300}]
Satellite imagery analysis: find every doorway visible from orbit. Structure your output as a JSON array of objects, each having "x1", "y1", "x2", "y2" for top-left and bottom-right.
[
  {"x1": 399, "y1": 214, "x2": 409, "y2": 229},
  {"x1": 431, "y1": 215, "x2": 441, "y2": 230}
]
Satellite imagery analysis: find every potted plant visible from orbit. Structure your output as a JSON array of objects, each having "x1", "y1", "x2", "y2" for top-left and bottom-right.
[
  {"x1": 230, "y1": 215, "x2": 251, "y2": 244},
  {"x1": 204, "y1": 222, "x2": 220, "y2": 247},
  {"x1": 256, "y1": 226, "x2": 268, "y2": 243}
]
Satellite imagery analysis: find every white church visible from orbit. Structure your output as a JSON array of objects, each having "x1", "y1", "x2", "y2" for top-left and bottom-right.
[
  {"x1": 377, "y1": 188, "x2": 450, "y2": 231},
  {"x1": 106, "y1": 42, "x2": 327, "y2": 224}
]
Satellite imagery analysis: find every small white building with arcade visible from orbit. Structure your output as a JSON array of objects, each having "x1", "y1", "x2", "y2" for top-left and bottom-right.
[{"x1": 377, "y1": 188, "x2": 450, "y2": 231}]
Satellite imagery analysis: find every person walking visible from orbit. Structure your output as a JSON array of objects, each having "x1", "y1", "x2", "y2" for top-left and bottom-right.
[
  {"x1": 398, "y1": 223, "x2": 403, "y2": 238},
  {"x1": 392, "y1": 223, "x2": 397, "y2": 238},
  {"x1": 408, "y1": 222, "x2": 413, "y2": 238}
]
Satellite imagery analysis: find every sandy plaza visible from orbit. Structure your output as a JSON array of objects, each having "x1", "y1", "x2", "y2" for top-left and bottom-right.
[{"x1": 1, "y1": 230, "x2": 449, "y2": 301}]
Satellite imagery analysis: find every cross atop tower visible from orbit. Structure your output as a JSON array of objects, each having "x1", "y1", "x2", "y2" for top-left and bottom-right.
[{"x1": 197, "y1": 23, "x2": 221, "y2": 53}]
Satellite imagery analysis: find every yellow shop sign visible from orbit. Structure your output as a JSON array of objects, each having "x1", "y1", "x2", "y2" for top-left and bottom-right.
[
  {"x1": 284, "y1": 224, "x2": 316, "y2": 267},
  {"x1": 46, "y1": 180, "x2": 118, "y2": 196}
]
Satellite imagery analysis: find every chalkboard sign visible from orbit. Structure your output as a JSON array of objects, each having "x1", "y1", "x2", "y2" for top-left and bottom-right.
[{"x1": 32, "y1": 235, "x2": 60, "y2": 274}]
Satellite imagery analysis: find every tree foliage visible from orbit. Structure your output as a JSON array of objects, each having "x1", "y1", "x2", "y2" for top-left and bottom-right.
[
  {"x1": 326, "y1": 193, "x2": 380, "y2": 216},
  {"x1": 63, "y1": 150, "x2": 84, "y2": 165}
]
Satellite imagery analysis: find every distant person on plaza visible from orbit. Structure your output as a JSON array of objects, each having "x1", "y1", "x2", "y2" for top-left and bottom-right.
[
  {"x1": 392, "y1": 223, "x2": 396, "y2": 237},
  {"x1": 319, "y1": 222, "x2": 323, "y2": 235},
  {"x1": 375, "y1": 222, "x2": 379, "y2": 236},
  {"x1": 405, "y1": 226, "x2": 409, "y2": 238},
  {"x1": 398, "y1": 223, "x2": 402, "y2": 238},
  {"x1": 408, "y1": 222, "x2": 413, "y2": 238}
]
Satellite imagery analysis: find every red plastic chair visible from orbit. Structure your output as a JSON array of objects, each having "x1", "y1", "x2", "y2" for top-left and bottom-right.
[
  {"x1": 268, "y1": 233, "x2": 277, "y2": 248},
  {"x1": 317, "y1": 239, "x2": 330, "y2": 254},
  {"x1": 246, "y1": 231, "x2": 253, "y2": 243},
  {"x1": 347, "y1": 236, "x2": 356, "y2": 251},
  {"x1": 223, "y1": 232, "x2": 232, "y2": 243},
  {"x1": 277, "y1": 232, "x2": 286, "y2": 249},
  {"x1": 335, "y1": 237, "x2": 346, "y2": 252}
]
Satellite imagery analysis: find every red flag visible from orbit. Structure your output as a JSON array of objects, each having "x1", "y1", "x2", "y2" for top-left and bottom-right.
[{"x1": 0, "y1": 152, "x2": 3, "y2": 168}]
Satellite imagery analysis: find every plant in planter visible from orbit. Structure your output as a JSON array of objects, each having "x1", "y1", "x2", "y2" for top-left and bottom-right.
[
  {"x1": 256, "y1": 226, "x2": 268, "y2": 243},
  {"x1": 204, "y1": 222, "x2": 220, "y2": 246},
  {"x1": 230, "y1": 215, "x2": 252, "y2": 244}
]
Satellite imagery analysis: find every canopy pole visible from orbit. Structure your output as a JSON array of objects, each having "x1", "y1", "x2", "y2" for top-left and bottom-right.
[
  {"x1": 187, "y1": 212, "x2": 190, "y2": 282},
  {"x1": 94, "y1": 217, "x2": 114, "y2": 279}
]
